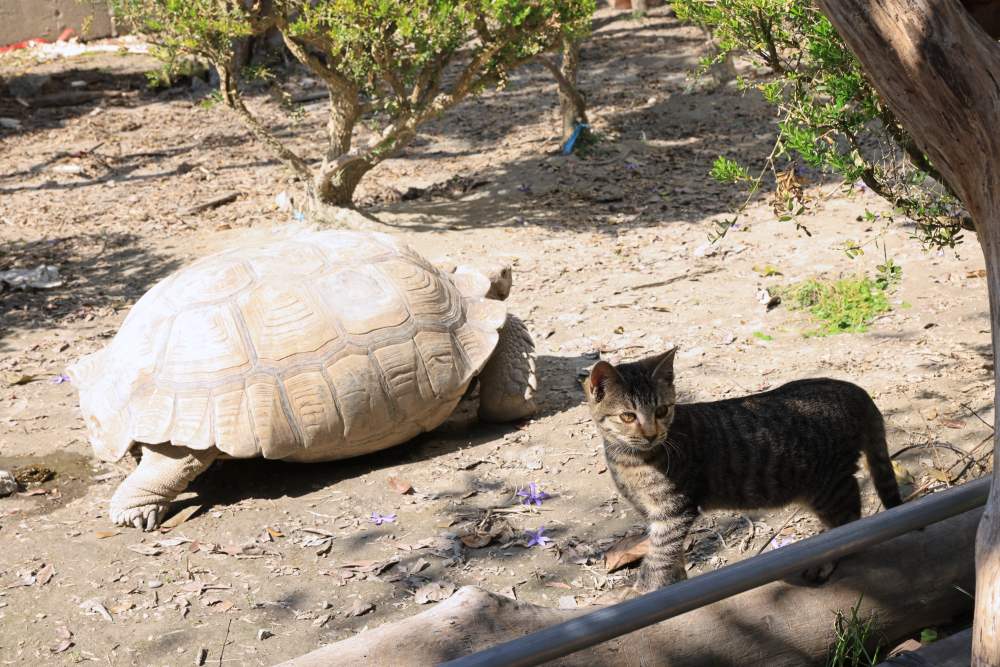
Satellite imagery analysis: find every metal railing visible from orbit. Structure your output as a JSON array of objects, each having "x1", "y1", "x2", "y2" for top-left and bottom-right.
[{"x1": 441, "y1": 477, "x2": 990, "y2": 667}]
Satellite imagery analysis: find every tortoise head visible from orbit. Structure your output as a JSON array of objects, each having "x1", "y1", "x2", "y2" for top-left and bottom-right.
[
  {"x1": 481, "y1": 263, "x2": 512, "y2": 301},
  {"x1": 444, "y1": 261, "x2": 513, "y2": 301}
]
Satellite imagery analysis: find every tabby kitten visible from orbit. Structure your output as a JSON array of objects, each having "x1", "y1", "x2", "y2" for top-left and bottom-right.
[{"x1": 583, "y1": 349, "x2": 902, "y2": 592}]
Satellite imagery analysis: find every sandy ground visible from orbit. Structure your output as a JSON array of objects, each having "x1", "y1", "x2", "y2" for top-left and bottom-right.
[{"x1": 0, "y1": 8, "x2": 993, "y2": 665}]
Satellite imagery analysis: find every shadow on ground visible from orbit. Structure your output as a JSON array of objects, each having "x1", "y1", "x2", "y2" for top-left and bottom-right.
[{"x1": 0, "y1": 231, "x2": 180, "y2": 351}]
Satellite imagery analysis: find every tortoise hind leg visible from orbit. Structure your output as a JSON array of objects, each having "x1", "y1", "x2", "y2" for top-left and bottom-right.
[
  {"x1": 110, "y1": 443, "x2": 218, "y2": 531},
  {"x1": 478, "y1": 314, "x2": 538, "y2": 422}
]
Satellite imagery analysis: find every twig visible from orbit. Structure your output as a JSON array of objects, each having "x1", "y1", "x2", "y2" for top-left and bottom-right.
[
  {"x1": 756, "y1": 506, "x2": 802, "y2": 555},
  {"x1": 217, "y1": 618, "x2": 232, "y2": 667},
  {"x1": 179, "y1": 192, "x2": 239, "y2": 216},
  {"x1": 903, "y1": 479, "x2": 940, "y2": 502},
  {"x1": 960, "y1": 402, "x2": 994, "y2": 430},
  {"x1": 892, "y1": 441, "x2": 976, "y2": 466}
]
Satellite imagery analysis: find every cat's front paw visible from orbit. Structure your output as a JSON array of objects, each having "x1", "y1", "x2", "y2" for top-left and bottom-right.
[
  {"x1": 634, "y1": 563, "x2": 685, "y2": 593},
  {"x1": 801, "y1": 560, "x2": 838, "y2": 585}
]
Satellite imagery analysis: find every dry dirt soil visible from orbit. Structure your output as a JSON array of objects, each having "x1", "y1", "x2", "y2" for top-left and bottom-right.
[{"x1": 0, "y1": 7, "x2": 993, "y2": 666}]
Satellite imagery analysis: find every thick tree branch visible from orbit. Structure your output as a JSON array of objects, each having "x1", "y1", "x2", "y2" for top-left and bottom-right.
[{"x1": 217, "y1": 65, "x2": 312, "y2": 181}]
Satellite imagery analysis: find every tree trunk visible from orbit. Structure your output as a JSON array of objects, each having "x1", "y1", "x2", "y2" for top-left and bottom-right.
[
  {"x1": 308, "y1": 126, "x2": 418, "y2": 211},
  {"x1": 308, "y1": 155, "x2": 373, "y2": 210},
  {"x1": 325, "y1": 88, "x2": 359, "y2": 159},
  {"x1": 278, "y1": 507, "x2": 980, "y2": 666},
  {"x1": 541, "y1": 37, "x2": 589, "y2": 143},
  {"x1": 807, "y1": 2, "x2": 1000, "y2": 664}
]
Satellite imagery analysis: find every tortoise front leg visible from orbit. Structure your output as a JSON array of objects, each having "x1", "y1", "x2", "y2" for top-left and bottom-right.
[
  {"x1": 110, "y1": 443, "x2": 218, "y2": 531},
  {"x1": 477, "y1": 314, "x2": 538, "y2": 422}
]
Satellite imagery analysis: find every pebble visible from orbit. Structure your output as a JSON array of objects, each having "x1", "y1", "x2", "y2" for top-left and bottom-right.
[{"x1": 0, "y1": 470, "x2": 17, "y2": 497}]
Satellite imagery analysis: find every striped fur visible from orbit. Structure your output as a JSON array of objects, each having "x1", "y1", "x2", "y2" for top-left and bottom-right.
[{"x1": 584, "y1": 350, "x2": 902, "y2": 592}]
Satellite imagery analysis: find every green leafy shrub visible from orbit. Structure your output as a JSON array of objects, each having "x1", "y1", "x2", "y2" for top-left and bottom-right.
[
  {"x1": 786, "y1": 274, "x2": 893, "y2": 337},
  {"x1": 111, "y1": 0, "x2": 595, "y2": 213},
  {"x1": 673, "y1": 0, "x2": 969, "y2": 249}
]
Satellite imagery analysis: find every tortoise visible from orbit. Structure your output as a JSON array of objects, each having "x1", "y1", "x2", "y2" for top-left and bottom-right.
[{"x1": 68, "y1": 230, "x2": 536, "y2": 530}]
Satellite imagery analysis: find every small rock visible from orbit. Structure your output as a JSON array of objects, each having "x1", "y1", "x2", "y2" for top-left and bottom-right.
[
  {"x1": 0, "y1": 118, "x2": 22, "y2": 130},
  {"x1": 757, "y1": 288, "x2": 781, "y2": 310},
  {"x1": 921, "y1": 407, "x2": 938, "y2": 421},
  {"x1": 275, "y1": 191, "x2": 291, "y2": 211},
  {"x1": 195, "y1": 648, "x2": 208, "y2": 665},
  {"x1": 693, "y1": 243, "x2": 719, "y2": 258},
  {"x1": 147, "y1": 580, "x2": 163, "y2": 589},
  {"x1": 558, "y1": 595, "x2": 577, "y2": 609},
  {"x1": 0, "y1": 470, "x2": 17, "y2": 497},
  {"x1": 256, "y1": 629, "x2": 273, "y2": 641}
]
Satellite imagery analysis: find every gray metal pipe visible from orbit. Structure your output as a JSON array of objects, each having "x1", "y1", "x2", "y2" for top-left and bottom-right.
[{"x1": 440, "y1": 476, "x2": 990, "y2": 667}]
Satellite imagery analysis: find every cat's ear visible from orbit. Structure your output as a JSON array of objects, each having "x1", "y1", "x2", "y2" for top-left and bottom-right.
[
  {"x1": 643, "y1": 348, "x2": 677, "y2": 384},
  {"x1": 587, "y1": 361, "x2": 621, "y2": 403}
]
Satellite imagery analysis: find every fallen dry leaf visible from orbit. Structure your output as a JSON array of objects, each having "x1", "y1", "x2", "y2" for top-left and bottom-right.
[
  {"x1": 50, "y1": 639, "x2": 73, "y2": 654},
  {"x1": 408, "y1": 558, "x2": 430, "y2": 575},
  {"x1": 967, "y1": 269, "x2": 987, "y2": 279},
  {"x1": 387, "y1": 476, "x2": 414, "y2": 495},
  {"x1": 108, "y1": 601, "x2": 134, "y2": 614},
  {"x1": 940, "y1": 419, "x2": 965, "y2": 429},
  {"x1": 345, "y1": 599, "x2": 374, "y2": 617},
  {"x1": 159, "y1": 504, "x2": 202, "y2": 531},
  {"x1": 79, "y1": 598, "x2": 113, "y2": 622},
  {"x1": 460, "y1": 533, "x2": 493, "y2": 549},
  {"x1": 414, "y1": 581, "x2": 456, "y2": 605},
  {"x1": 127, "y1": 544, "x2": 161, "y2": 556},
  {"x1": 339, "y1": 557, "x2": 399, "y2": 575},
  {"x1": 605, "y1": 535, "x2": 650, "y2": 573},
  {"x1": 926, "y1": 468, "x2": 952, "y2": 483},
  {"x1": 266, "y1": 526, "x2": 284, "y2": 540},
  {"x1": 94, "y1": 530, "x2": 119, "y2": 539},
  {"x1": 155, "y1": 537, "x2": 193, "y2": 548},
  {"x1": 35, "y1": 563, "x2": 54, "y2": 586}
]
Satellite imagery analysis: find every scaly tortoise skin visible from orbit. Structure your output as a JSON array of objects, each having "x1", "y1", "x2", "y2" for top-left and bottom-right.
[{"x1": 68, "y1": 230, "x2": 537, "y2": 530}]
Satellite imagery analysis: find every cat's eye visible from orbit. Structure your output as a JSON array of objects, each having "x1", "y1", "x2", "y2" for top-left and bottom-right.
[
  {"x1": 619, "y1": 412, "x2": 636, "y2": 423},
  {"x1": 655, "y1": 405, "x2": 670, "y2": 419}
]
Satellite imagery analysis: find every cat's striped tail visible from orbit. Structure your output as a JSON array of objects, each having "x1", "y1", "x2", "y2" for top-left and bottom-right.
[{"x1": 863, "y1": 413, "x2": 903, "y2": 509}]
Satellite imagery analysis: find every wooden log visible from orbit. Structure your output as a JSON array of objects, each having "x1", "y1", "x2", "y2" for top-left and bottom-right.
[
  {"x1": 878, "y1": 628, "x2": 972, "y2": 667},
  {"x1": 280, "y1": 508, "x2": 981, "y2": 667}
]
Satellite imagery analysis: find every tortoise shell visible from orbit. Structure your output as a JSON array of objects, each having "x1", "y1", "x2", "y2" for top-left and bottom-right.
[{"x1": 68, "y1": 231, "x2": 507, "y2": 463}]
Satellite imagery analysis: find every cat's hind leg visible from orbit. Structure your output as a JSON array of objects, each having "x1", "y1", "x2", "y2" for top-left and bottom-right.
[{"x1": 802, "y1": 475, "x2": 862, "y2": 584}]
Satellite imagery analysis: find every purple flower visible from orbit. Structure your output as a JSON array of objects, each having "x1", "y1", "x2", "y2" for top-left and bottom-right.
[
  {"x1": 516, "y1": 483, "x2": 549, "y2": 507},
  {"x1": 51, "y1": 374, "x2": 70, "y2": 384},
  {"x1": 370, "y1": 512, "x2": 396, "y2": 526},
  {"x1": 525, "y1": 527, "x2": 552, "y2": 548},
  {"x1": 855, "y1": 180, "x2": 867, "y2": 193},
  {"x1": 517, "y1": 184, "x2": 531, "y2": 193},
  {"x1": 624, "y1": 161, "x2": 640, "y2": 171},
  {"x1": 770, "y1": 536, "x2": 796, "y2": 550}
]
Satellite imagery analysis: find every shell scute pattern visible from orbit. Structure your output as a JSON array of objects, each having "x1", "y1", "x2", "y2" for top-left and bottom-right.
[{"x1": 68, "y1": 231, "x2": 504, "y2": 463}]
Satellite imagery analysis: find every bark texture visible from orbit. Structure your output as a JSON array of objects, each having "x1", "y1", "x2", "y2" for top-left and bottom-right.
[
  {"x1": 808, "y1": 2, "x2": 1000, "y2": 664},
  {"x1": 280, "y1": 508, "x2": 980, "y2": 667},
  {"x1": 542, "y1": 37, "x2": 589, "y2": 143}
]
